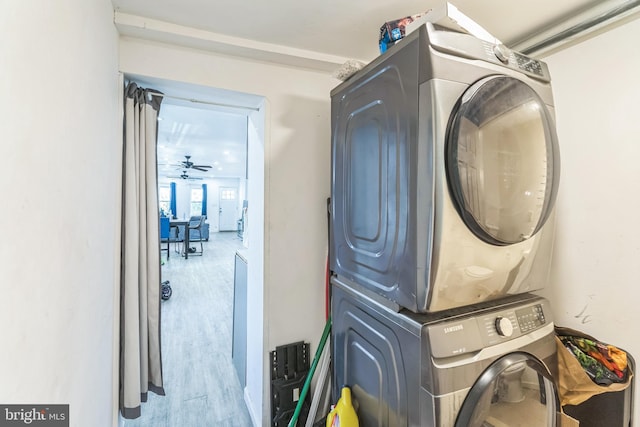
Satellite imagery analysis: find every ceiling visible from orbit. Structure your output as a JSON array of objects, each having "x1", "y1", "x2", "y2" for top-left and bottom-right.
[
  {"x1": 156, "y1": 104, "x2": 247, "y2": 183},
  {"x1": 127, "y1": 75, "x2": 262, "y2": 184},
  {"x1": 116, "y1": 0, "x2": 637, "y2": 181},
  {"x1": 111, "y1": 0, "x2": 626, "y2": 61}
]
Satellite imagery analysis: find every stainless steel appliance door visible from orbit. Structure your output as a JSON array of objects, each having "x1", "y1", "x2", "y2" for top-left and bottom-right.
[
  {"x1": 454, "y1": 352, "x2": 558, "y2": 427},
  {"x1": 446, "y1": 75, "x2": 560, "y2": 246},
  {"x1": 426, "y1": 76, "x2": 558, "y2": 313}
]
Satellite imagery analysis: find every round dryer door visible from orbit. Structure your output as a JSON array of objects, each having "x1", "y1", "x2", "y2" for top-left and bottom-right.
[
  {"x1": 446, "y1": 75, "x2": 560, "y2": 245},
  {"x1": 455, "y1": 352, "x2": 559, "y2": 427}
]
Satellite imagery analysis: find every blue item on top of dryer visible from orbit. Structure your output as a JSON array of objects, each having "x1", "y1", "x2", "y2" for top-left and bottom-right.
[{"x1": 330, "y1": 23, "x2": 561, "y2": 313}]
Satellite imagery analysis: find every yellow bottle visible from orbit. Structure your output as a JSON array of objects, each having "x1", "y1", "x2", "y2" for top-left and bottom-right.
[{"x1": 326, "y1": 386, "x2": 359, "y2": 427}]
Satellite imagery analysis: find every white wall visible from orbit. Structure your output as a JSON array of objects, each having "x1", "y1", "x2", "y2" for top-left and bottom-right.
[
  {"x1": 540, "y1": 17, "x2": 640, "y2": 412},
  {"x1": 119, "y1": 38, "x2": 335, "y2": 424},
  {"x1": 0, "y1": 1, "x2": 120, "y2": 426}
]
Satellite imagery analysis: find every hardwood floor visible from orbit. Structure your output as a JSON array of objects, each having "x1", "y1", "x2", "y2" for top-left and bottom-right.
[{"x1": 120, "y1": 231, "x2": 253, "y2": 427}]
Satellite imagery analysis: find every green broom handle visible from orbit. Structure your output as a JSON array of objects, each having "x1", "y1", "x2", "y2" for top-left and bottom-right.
[{"x1": 288, "y1": 316, "x2": 332, "y2": 427}]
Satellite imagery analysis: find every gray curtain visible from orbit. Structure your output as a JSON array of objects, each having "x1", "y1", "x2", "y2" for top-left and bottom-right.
[{"x1": 120, "y1": 82, "x2": 165, "y2": 419}]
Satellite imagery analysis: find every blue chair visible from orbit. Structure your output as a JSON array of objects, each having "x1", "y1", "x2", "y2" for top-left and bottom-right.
[
  {"x1": 184, "y1": 215, "x2": 205, "y2": 256},
  {"x1": 160, "y1": 216, "x2": 171, "y2": 259}
]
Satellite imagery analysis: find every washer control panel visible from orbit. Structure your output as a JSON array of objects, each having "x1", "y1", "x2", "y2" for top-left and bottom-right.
[
  {"x1": 427, "y1": 297, "x2": 551, "y2": 358},
  {"x1": 495, "y1": 316, "x2": 514, "y2": 337},
  {"x1": 516, "y1": 304, "x2": 546, "y2": 333}
]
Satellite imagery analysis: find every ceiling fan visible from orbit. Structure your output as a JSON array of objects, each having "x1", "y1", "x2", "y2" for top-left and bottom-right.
[
  {"x1": 168, "y1": 170, "x2": 203, "y2": 180},
  {"x1": 179, "y1": 155, "x2": 212, "y2": 172}
]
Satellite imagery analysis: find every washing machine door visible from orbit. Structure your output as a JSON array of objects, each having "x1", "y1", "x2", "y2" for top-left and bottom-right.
[
  {"x1": 447, "y1": 75, "x2": 560, "y2": 246},
  {"x1": 455, "y1": 352, "x2": 559, "y2": 427}
]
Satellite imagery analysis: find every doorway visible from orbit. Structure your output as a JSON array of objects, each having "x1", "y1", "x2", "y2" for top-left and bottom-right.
[
  {"x1": 219, "y1": 186, "x2": 239, "y2": 232},
  {"x1": 119, "y1": 75, "x2": 265, "y2": 426}
]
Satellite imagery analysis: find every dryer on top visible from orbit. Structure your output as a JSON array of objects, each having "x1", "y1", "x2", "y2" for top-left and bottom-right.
[{"x1": 330, "y1": 23, "x2": 561, "y2": 313}]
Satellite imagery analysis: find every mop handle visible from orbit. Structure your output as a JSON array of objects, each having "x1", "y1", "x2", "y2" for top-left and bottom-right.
[{"x1": 288, "y1": 316, "x2": 332, "y2": 427}]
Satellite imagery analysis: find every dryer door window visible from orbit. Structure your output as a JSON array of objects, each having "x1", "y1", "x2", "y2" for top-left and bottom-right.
[
  {"x1": 454, "y1": 352, "x2": 558, "y2": 427},
  {"x1": 446, "y1": 75, "x2": 560, "y2": 245}
]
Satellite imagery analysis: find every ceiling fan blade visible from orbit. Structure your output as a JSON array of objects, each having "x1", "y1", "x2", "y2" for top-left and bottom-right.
[{"x1": 191, "y1": 166, "x2": 210, "y2": 172}]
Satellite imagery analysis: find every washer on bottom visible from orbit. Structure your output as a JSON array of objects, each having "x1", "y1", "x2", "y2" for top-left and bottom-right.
[{"x1": 331, "y1": 277, "x2": 560, "y2": 426}]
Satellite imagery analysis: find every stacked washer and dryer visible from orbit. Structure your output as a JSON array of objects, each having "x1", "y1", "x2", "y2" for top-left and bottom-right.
[{"x1": 329, "y1": 23, "x2": 562, "y2": 426}]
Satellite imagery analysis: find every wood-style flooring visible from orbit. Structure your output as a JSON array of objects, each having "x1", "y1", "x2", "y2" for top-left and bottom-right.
[{"x1": 120, "y1": 231, "x2": 253, "y2": 427}]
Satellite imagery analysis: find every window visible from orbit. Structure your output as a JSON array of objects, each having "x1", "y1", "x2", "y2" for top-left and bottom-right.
[
  {"x1": 221, "y1": 188, "x2": 236, "y2": 200},
  {"x1": 159, "y1": 186, "x2": 171, "y2": 216},
  {"x1": 190, "y1": 188, "x2": 203, "y2": 217}
]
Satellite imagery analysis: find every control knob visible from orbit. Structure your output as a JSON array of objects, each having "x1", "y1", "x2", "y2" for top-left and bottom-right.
[
  {"x1": 493, "y1": 44, "x2": 511, "y2": 63},
  {"x1": 495, "y1": 317, "x2": 514, "y2": 337}
]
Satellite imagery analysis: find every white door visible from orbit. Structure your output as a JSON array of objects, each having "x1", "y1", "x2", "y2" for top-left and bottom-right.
[{"x1": 219, "y1": 187, "x2": 238, "y2": 231}]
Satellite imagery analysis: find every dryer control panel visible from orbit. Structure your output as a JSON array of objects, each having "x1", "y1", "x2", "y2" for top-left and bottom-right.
[
  {"x1": 426, "y1": 296, "x2": 552, "y2": 358},
  {"x1": 424, "y1": 24, "x2": 551, "y2": 82}
]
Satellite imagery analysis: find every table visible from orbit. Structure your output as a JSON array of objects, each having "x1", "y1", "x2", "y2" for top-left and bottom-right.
[{"x1": 169, "y1": 219, "x2": 191, "y2": 259}]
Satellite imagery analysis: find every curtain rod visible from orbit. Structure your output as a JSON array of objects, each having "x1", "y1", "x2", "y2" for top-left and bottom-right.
[{"x1": 155, "y1": 92, "x2": 261, "y2": 112}]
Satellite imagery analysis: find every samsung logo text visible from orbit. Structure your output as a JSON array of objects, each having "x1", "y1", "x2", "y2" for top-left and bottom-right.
[{"x1": 443, "y1": 324, "x2": 464, "y2": 334}]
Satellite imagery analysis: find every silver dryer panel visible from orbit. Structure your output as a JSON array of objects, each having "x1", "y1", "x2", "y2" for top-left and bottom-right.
[{"x1": 330, "y1": 25, "x2": 560, "y2": 312}]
